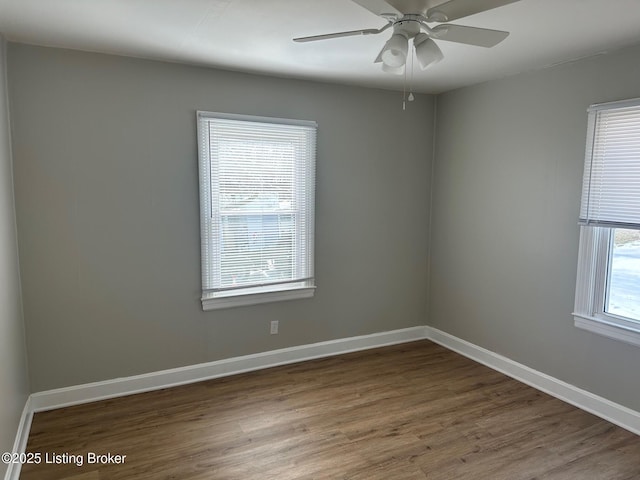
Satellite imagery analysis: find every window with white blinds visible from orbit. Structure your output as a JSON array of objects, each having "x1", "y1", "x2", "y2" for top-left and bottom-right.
[
  {"x1": 574, "y1": 97, "x2": 640, "y2": 347},
  {"x1": 579, "y1": 98, "x2": 640, "y2": 228},
  {"x1": 197, "y1": 111, "x2": 316, "y2": 310}
]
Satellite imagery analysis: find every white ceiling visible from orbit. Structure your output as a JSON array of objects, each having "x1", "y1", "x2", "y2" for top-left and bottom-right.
[{"x1": 1, "y1": 0, "x2": 640, "y2": 94}]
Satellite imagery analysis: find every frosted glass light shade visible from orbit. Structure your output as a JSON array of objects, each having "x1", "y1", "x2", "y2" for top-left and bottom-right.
[
  {"x1": 381, "y1": 33, "x2": 408, "y2": 68},
  {"x1": 414, "y1": 33, "x2": 443, "y2": 70},
  {"x1": 382, "y1": 63, "x2": 405, "y2": 75}
]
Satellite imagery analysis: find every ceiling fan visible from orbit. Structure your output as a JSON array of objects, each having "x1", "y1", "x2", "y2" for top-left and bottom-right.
[{"x1": 294, "y1": 0, "x2": 520, "y2": 74}]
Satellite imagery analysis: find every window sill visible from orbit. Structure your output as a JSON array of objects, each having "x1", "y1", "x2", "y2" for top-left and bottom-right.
[
  {"x1": 202, "y1": 286, "x2": 315, "y2": 311},
  {"x1": 573, "y1": 313, "x2": 640, "y2": 347}
]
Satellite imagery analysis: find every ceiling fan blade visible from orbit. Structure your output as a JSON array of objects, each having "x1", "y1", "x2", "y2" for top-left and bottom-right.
[
  {"x1": 426, "y1": 0, "x2": 520, "y2": 22},
  {"x1": 374, "y1": 46, "x2": 384, "y2": 63},
  {"x1": 294, "y1": 28, "x2": 382, "y2": 43},
  {"x1": 351, "y1": 0, "x2": 402, "y2": 18},
  {"x1": 431, "y1": 24, "x2": 509, "y2": 48}
]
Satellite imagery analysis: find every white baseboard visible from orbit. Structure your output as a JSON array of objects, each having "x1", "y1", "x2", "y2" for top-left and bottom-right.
[
  {"x1": 423, "y1": 326, "x2": 640, "y2": 436},
  {"x1": 4, "y1": 396, "x2": 33, "y2": 480},
  {"x1": 30, "y1": 326, "x2": 428, "y2": 412},
  {"x1": 8, "y1": 324, "x2": 639, "y2": 480}
]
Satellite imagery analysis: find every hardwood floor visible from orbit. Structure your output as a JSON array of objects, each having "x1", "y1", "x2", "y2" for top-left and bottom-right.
[{"x1": 21, "y1": 340, "x2": 640, "y2": 479}]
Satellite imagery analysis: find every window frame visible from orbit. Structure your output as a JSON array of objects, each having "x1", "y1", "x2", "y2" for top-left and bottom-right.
[
  {"x1": 574, "y1": 226, "x2": 640, "y2": 346},
  {"x1": 573, "y1": 97, "x2": 640, "y2": 346},
  {"x1": 196, "y1": 111, "x2": 317, "y2": 311}
]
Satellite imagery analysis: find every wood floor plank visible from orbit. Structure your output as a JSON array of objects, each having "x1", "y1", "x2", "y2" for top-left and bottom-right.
[
  {"x1": 61, "y1": 473, "x2": 100, "y2": 480},
  {"x1": 20, "y1": 340, "x2": 640, "y2": 479}
]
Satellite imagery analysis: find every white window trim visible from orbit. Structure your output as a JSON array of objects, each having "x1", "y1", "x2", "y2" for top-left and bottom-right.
[
  {"x1": 197, "y1": 111, "x2": 317, "y2": 311},
  {"x1": 573, "y1": 226, "x2": 640, "y2": 347},
  {"x1": 573, "y1": 97, "x2": 640, "y2": 346},
  {"x1": 202, "y1": 286, "x2": 315, "y2": 311}
]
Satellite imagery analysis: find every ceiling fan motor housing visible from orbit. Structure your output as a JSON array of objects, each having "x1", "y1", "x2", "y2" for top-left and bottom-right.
[{"x1": 393, "y1": 16, "x2": 424, "y2": 39}]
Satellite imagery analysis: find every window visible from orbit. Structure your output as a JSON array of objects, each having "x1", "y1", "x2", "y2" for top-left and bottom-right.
[
  {"x1": 197, "y1": 112, "x2": 316, "y2": 310},
  {"x1": 573, "y1": 98, "x2": 640, "y2": 346}
]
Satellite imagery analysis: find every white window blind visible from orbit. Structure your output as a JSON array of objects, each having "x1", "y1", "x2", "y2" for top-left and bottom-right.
[
  {"x1": 579, "y1": 98, "x2": 640, "y2": 228},
  {"x1": 197, "y1": 111, "x2": 316, "y2": 309}
]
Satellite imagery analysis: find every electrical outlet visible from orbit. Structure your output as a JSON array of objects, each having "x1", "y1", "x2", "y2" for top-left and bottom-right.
[{"x1": 270, "y1": 320, "x2": 279, "y2": 335}]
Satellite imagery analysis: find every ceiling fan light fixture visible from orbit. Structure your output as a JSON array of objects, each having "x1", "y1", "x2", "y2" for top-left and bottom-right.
[
  {"x1": 381, "y1": 32, "x2": 408, "y2": 68},
  {"x1": 414, "y1": 33, "x2": 444, "y2": 70},
  {"x1": 293, "y1": 0, "x2": 521, "y2": 80}
]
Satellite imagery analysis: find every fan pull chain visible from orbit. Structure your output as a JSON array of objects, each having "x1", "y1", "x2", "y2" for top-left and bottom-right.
[
  {"x1": 408, "y1": 48, "x2": 415, "y2": 102},
  {"x1": 402, "y1": 42, "x2": 416, "y2": 110},
  {"x1": 402, "y1": 59, "x2": 407, "y2": 110}
]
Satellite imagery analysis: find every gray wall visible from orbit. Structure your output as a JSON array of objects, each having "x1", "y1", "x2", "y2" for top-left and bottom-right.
[
  {"x1": 429, "y1": 44, "x2": 640, "y2": 411},
  {"x1": 0, "y1": 36, "x2": 29, "y2": 478},
  {"x1": 8, "y1": 43, "x2": 434, "y2": 392}
]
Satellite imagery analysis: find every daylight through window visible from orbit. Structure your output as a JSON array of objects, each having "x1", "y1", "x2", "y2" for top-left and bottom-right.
[{"x1": 197, "y1": 112, "x2": 316, "y2": 310}]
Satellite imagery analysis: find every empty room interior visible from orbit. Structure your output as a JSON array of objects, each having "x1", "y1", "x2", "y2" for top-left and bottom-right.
[{"x1": 2, "y1": 0, "x2": 640, "y2": 478}]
